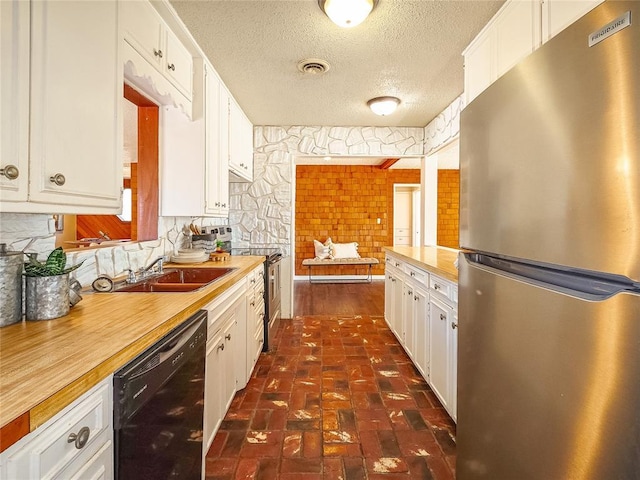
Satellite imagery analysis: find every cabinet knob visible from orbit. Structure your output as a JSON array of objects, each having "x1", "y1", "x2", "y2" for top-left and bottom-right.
[
  {"x1": 408, "y1": 290, "x2": 412, "y2": 296},
  {"x1": 410, "y1": 272, "x2": 415, "y2": 277},
  {"x1": 0, "y1": 164, "x2": 19, "y2": 180},
  {"x1": 222, "y1": 203, "x2": 227, "y2": 208},
  {"x1": 67, "y1": 426, "x2": 90, "y2": 449},
  {"x1": 217, "y1": 343, "x2": 225, "y2": 351},
  {"x1": 49, "y1": 173, "x2": 66, "y2": 186},
  {"x1": 440, "y1": 313, "x2": 446, "y2": 321},
  {"x1": 451, "y1": 321, "x2": 458, "y2": 329},
  {"x1": 414, "y1": 295, "x2": 419, "y2": 301},
  {"x1": 168, "y1": 63, "x2": 176, "y2": 71},
  {"x1": 215, "y1": 202, "x2": 221, "y2": 207},
  {"x1": 153, "y1": 48, "x2": 163, "y2": 58},
  {"x1": 225, "y1": 333, "x2": 231, "y2": 341},
  {"x1": 434, "y1": 283, "x2": 441, "y2": 290}
]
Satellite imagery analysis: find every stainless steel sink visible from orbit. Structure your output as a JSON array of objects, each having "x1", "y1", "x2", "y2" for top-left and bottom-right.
[{"x1": 114, "y1": 267, "x2": 237, "y2": 293}]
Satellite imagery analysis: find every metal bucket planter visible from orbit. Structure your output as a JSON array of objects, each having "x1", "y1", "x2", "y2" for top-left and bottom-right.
[
  {"x1": 25, "y1": 273, "x2": 70, "y2": 321},
  {"x1": 0, "y1": 244, "x2": 23, "y2": 327}
]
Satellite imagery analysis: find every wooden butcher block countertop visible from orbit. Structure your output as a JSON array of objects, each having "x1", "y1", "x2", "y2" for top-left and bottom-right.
[
  {"x1": 383, "y1": 246, "x2": 460, "y2": 282},
  {"x1": 0, "y1": 256, "x2": 264, "y2": 451}
]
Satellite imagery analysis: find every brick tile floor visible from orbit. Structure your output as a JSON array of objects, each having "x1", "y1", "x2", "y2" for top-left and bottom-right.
[{"x1": 205, "y1": 315, "x2": 456, "y2": 479}]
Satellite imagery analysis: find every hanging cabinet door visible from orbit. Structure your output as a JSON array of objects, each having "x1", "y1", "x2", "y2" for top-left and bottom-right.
[
  {"x1": 0, "y1": 0, "x2": 30, "y2": 203},
  {"x1": 29, "y1": 1, "x2": 121, "y2": 210}
]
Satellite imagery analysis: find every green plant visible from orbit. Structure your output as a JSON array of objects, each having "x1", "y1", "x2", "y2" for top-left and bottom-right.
[
  {"x1": 23, "y1": 247, "x2": 84, "y2": 277},
  {"x1": 216, "y1": 239, "x2": 225, "y2": 248}
]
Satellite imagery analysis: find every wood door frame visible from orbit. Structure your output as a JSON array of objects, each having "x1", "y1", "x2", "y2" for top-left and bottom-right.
[{"x1": 124, "y1": 84, "x2": 158, "y2": 241}]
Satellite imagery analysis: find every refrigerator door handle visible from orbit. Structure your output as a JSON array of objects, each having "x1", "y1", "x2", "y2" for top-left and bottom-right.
[{"x1": 465, "y1": 253, "x2": 640, "y2": 302}]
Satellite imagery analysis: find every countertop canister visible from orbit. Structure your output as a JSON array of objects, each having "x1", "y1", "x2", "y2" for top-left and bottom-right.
[{"x1": 0, "y1": 243, "x2": 24, "y2": 327}]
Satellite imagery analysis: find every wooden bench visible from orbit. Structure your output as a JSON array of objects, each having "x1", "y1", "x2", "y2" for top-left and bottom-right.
[{"x1": 301, "y1": 257, "x2": 380, "y2": 283}]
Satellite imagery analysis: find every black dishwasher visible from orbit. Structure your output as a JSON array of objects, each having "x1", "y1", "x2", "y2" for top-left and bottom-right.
[{"x1": 114, "y1": 310, "x2": 207, "y2": 480}]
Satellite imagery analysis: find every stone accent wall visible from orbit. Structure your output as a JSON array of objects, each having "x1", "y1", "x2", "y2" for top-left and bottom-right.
[
  {"x1": 424, "y1": 95, "x2": 464, "y2": 155},
  {"x1": 437, "y1": 170, "x2": 460, "y2": 248},
  {"x1": 231, "y1": 125, "x2": 425, "y2": 256},
  {"x1": 295, "y1": 166, "x2": 420, "y2": 276}
]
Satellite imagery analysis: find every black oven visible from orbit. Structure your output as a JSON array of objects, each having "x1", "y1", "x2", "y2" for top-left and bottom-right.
[
  {"x1": 113, "y1": 311, "x2": 207, "y2": 479},
  {"x1": 230, "y1": 248, "x2": 282, "y2": 351}
]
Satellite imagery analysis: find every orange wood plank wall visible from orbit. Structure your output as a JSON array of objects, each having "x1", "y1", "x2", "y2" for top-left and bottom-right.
[
  {"x1": 295, "y1": 166, "x2": 420, "y2": 276},
  {"x1": 437, "y1": 169, "x2": 460, "y2": 248}
]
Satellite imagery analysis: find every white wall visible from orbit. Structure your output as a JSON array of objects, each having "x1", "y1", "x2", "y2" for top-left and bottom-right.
[{"x1": 421, "y1": 95, "x2": 464, "y2": 245}]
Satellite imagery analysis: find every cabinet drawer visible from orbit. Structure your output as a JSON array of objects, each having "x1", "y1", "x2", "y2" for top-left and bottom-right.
[
  {"x1": 63, "y1": 439, "x2": 113, "y2": 480},
  {"x1": 205, "y1": 280, "x2": 245, "y2": 328},
  {"x1": 404, "y1": 263, "x2": 429, "y2": 288},
  {"x1": 385, "y1": 255, "x2": 405, "y2": 270},
  {"x1": 430, "y1": 274, "x2": 455, "y2": 304},
  {"x1": 4, "y1": 380, "x2": 111, "y2": 480}
]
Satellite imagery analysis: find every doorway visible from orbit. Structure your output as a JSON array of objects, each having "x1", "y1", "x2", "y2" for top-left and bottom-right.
[
  {"x1": 68, "y1": 85, "x2": 159, "y2": 246},
  {"x1": 393, "y1": 184, "x2": 421, "y2": 246}
]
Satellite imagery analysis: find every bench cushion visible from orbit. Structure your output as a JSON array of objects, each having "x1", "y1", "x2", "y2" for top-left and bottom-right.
[{"x1": 302, "y1": 257, "x2": 379, "y2": 266}]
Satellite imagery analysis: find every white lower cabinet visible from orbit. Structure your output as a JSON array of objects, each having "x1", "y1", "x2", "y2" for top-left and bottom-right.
[
  {"x1": 246, "y1": 265, "x2": 266, "y2": 375},
  {"x1": 429, "y1": 273, "x2": 458, "y2": 422},
  {"x1": 202, "y1": 269, "x2": 264, "y2": 452},
  {"x1": 411, "y1": 286, "x2": 430, "y2": 379},
  {"x1": 402, "y1": 282, "x2": 416, "y2": 360},
  {"x1": 384, "y1": 255, "x2": 405, "y2": 340},
  {"x1": 429, "y1": 296, "x2": 455, "y2": 418},
  {"x1": 0, "y1": 377, "x2": 113, "y2": 480},
  {"x1": 384, "y1": 252, "x2": 458, "y2": 421},
  {"x1": 203, "y1": 280, "x2": 246, "y2": 450}
]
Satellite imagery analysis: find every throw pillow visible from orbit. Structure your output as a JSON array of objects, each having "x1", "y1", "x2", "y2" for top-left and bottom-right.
[
  {"x1": 332, "y1": 242, "x2": 360, "y2": 259},
  {"x1": 314, "y1": 237, "x2": 333, "y2": 259}
]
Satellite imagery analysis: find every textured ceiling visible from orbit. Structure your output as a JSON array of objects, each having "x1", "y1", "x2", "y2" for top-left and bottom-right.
[{"x1": 170, "y1": 0, "x2": 504, "y2": 128}]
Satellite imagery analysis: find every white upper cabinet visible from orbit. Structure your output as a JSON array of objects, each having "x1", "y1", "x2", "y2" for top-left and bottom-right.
[
  {"x1": 120, "y1": 0, "x2": 163, "y2": 69},
  {"x1": 494, "y1": 0, "x2": 541, "y2": 77},
  {"x1": 204, "y1": 65, "x2": 230, "y2": 217},
  {"x1": 463, "y1": 0, "x2": 541, "y2": 106},
  {"x1": 0, "y1": 0, "x2": 29, "y2": 203},
  {"x1": 541, "y1": 0, "x2": 604, "y2": 42},
  {"x1": 1, "y1": 0, "x2": 122, "y2": 213},
  {"x1": 465, "y1": 0, "x2": 606, "y2": 106},
  {"x1": 159, "y1": 104, "x2": 205, "y2": 217},
  {"x1": 228, "y1": 97, "x2": 254, "y2": 182},
  {"x1": 463, "y1": 32, "x2": 494, "y2": 112},
  {"x1": 121, "y1": 0, "x2": 193, "y2": 116},
  {"x1": 164, "y1": 29, "x2": 193, "y2": 98},
  {"x1": 160, "y1": 60, "x2": 230, "y2": 218}
]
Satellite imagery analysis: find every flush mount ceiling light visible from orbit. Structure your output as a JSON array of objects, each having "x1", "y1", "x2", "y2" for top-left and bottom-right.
[
  {"x1": 367, "y1": 96, "x2": 401, "y2": 116},
  {"x1": 318, "y1": 0, "x2": 378, "y2": 28}
]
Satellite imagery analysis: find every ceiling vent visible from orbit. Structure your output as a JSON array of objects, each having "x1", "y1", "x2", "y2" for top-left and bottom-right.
[{"x1": 297, "y1": 58, "x2": 331, "y2": 76}]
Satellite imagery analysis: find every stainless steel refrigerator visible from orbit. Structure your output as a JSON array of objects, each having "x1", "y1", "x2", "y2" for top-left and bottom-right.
[{"x1": 458, "y1": 1, "x2": 640, "y2": 479}]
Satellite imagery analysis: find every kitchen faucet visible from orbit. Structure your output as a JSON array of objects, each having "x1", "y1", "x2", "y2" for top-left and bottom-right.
[
  {"x1": 126, "y1": 256, "x2": 167, "y2": 283},
  {"x1": 142, "y1": 256, "x2": 166, "y2": 275}
]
